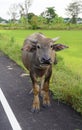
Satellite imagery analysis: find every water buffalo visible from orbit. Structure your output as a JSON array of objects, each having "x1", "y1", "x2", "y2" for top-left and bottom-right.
[{"x1": 22, "y1": 33, "x2": 68, "y2": 112}]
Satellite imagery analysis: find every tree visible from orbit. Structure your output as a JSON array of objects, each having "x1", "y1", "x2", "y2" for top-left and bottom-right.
[
  {"x1": 52, "y1": 15, "x2": 64, "y2": 24},
  {"x1": 41, "y1": 7, "x2": 57, "y2": 24},
  {"x1": 19, "y1": 0, "x2": 33, "y2": 19},
  {"x1": 28, "y1": 13, "x2": 35, "y2": 23},
  {"x1": 19, "y1": 0, "x2": 33, "y2": 28},
  {"x1": 30, "y1": 15, "x2": 38, "y2": 29},
  {"x1": 66, "y1": 0, "x2": 82, "y2": 24},
  {"x1": 8, "y1": 4, "x2": 19, "y2": 22}
]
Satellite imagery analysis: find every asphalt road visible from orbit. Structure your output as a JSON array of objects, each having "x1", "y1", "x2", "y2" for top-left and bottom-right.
[{"x1": 0, "y1": 51, "x2": 82, "y2": 130}]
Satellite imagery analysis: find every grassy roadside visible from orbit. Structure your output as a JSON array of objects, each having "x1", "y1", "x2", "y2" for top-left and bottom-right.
[
  {"x1": 0, "y1": 34, "x2": 23, "y2": 67},
  {"x1": 0, "y1": 30, "x2": 82, "y2": 114}
]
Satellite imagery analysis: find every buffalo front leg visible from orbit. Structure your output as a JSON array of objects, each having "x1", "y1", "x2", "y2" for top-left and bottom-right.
[
  {"x1": 30, "y1": 72, "x2": 40, "y2": 112},
  {"x1": 42, "y1": 67, "x2": 52, "y2": 107},
  {"x1": 32, "y1": 83, "x2": 40, "y2": 112}
]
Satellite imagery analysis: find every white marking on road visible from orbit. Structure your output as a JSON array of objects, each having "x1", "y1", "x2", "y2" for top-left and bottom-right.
[
  {"x1": 7, "y1": 66, "x2": 13, "y2": 70},
  {"x1": 0, "y1": 88, "x2": 22, "y2": 130},
  {"x1": 20, "y1": 73, "x2": 29, "y2": 77}
]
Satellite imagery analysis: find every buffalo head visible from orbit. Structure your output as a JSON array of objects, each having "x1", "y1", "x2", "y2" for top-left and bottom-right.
[{"x1": 22, "y1": 35, "x2": 68, "y2": 67}]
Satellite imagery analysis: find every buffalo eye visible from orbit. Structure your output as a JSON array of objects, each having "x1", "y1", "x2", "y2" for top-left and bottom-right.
[
  {"x1": 50, "y1": 45, "x2": 53, "y2": 49},
  {"x1": 37, "y1": 44, "x2": 41, "y2": 49}
]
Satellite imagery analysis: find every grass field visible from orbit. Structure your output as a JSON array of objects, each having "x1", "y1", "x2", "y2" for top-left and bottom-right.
[
  {"x1": 0, "y1": 30, "x2": 82, "y2": 75},
  {"x1": 0, "y1": 30, "x2": 82, "y2": 114}
]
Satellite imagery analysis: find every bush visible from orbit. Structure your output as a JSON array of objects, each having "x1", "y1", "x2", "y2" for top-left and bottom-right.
[{"x1": 0, "y1": 23, "x2": 82, "y2": 30}]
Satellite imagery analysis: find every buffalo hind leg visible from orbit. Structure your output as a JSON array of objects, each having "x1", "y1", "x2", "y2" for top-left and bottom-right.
[{"x1": 42, "y1": 82, "x2": 51, "y2": 107}]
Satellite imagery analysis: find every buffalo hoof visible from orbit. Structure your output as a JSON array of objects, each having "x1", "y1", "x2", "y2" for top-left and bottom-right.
[
  {"x1": 31, "y1": 108, "x2": 40, "y2": 113},
  {"x1": 43, "y1": 103, "x2": 51, "y2": 108}
]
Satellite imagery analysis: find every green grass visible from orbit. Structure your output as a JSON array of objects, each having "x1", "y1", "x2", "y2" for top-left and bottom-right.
[
  {"x1": 0, "y1": 30, "x2": 82, "y2": 114},
  {"x1": 0, "y1": 30, "x2": 82, "y2": 75}
]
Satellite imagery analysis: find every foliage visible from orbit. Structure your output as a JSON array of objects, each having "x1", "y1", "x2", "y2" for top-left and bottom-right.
[
  {"x1": 52, "y1": 16, "x2": 64, "y2": 24},
  {"x1": 28, "y1": 13, "x2": 35, "y2": 23},
  {"x1": 41, "y1": 7, "x2": 57, "y2": 24},
  {"x1": 30, "y1": 15, "x2": 39, "y2": 29},
  {"x1": 19, "y1": 16, "x2": 28, "y2": 29}
]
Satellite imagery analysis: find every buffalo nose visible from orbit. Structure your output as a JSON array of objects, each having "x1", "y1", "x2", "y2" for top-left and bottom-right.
[{"x1": 41, "y1": 56, "x2": 51, "y2": 64}]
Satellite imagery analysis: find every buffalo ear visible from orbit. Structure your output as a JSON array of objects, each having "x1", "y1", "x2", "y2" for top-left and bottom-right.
[
  {"x1": 21, "y1": 38, "x2": 38, "y2": 52},
  {"x1": 21, "y1": 44, "x2": 36, "y2": 52},
  {"x1": 53, "y1": 44, "x2": 69, "y2": 51}
]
